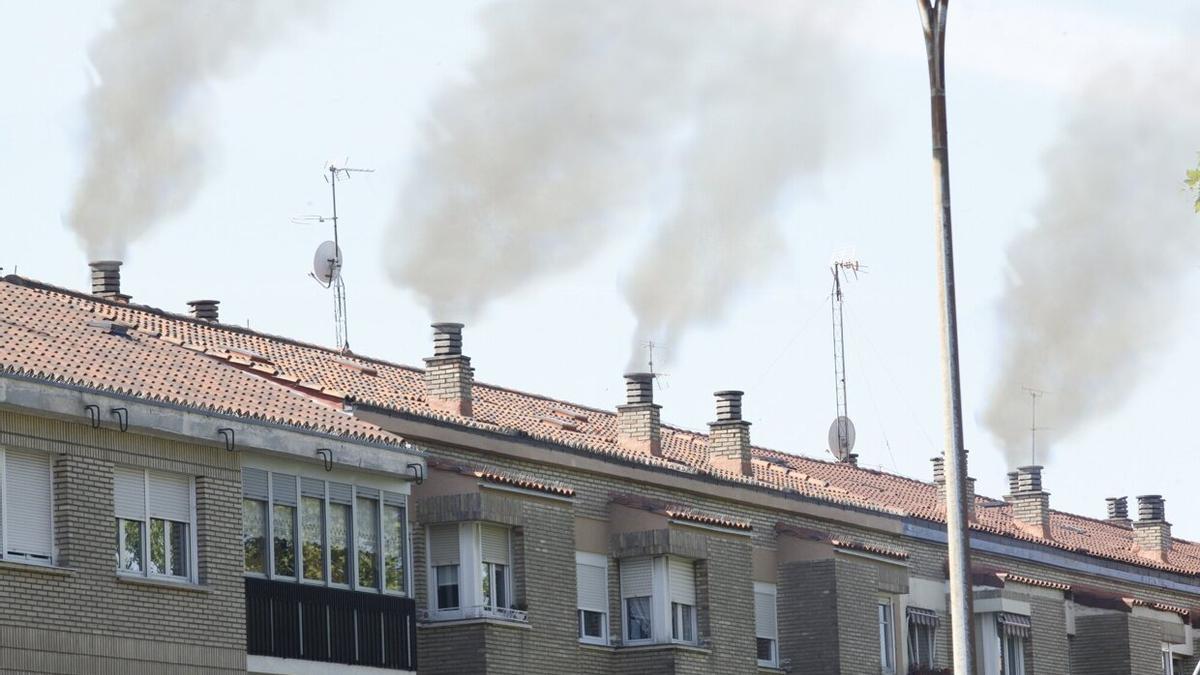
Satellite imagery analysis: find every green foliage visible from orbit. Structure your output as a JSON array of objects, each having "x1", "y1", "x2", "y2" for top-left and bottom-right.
[{"x1": 1188, "y1": 164, "x2": 1200, "y2": 213}]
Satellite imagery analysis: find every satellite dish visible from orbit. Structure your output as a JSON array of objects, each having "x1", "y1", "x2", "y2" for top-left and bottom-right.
[
  {"x1": 313, "y1": 240, "x2": 342, "y2": 286},
  {"x1": 827, "y1": 416, "x2": 856, "y2": 461}
]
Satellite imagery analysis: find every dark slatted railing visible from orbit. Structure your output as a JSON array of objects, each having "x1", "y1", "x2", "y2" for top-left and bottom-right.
[{"x1": 245, "y1": 578, "x2": 417, "y2": 671}]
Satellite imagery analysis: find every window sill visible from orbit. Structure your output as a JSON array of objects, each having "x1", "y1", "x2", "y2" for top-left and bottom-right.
[
  {"x1": 0, "y1": 559, "x2": 76, "y2": 577},
  {"x1": 418, "y1": 616, "x2": 532, "y2": 630},
  {"x1": 579, "y1": 641, "x2": 615, "y2": 652},
  {"x1": 616, "y1": 642, "x2": 712, "y2": 656},
  {"x1": 116, "y1": 574, "x2": 211, "y2": 593}
]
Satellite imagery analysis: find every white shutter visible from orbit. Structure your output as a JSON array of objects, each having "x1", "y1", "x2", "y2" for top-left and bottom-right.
[
  {"x1": 576, "y1": 552, "x2": 608, "y2": 613},
  {"x1": 5, "y1": 450, "x2": 53, "y2": 558},
  {"x1": 113, "y1": 466, "x2": 146, "y2": 520},
  {"x1": 328, "y1": 481, "x2": 353, "y2": 505},
  {"x1": 668, "y1": 557, "x2": 695, "y2": 605},
  {"x1": 480, "y1": 524, "x2": 510, "y2": 564},
  {"x1": 301, "y1": 477, "x2": 325, "y2": 498},
  {"x1": 148, "y1": 471, "x2": 191, "y2": 523},
  {"x1": 754, "y1": 583, "x2": 778, "y2": 639},
  {"x1": 620, "y1": 557, "x2": 653, "y2": 598},
  {"x1": 428, "y1": 524, "x2": 460, "y2": 566}
]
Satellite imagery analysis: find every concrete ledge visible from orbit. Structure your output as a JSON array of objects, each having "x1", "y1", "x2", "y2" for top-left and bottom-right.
[
  {"x1": 248, "y1": 654, "x2": 414, "y2": 675},
  {"x1": 418, "y1": 617, "x2": 532, "y2": 631},
  {"x1": 616, "y1": 642, "x2": 712, "y2": 656},
  {"x1": 116, "y1": 574, "x2": 212, "y2": 594},
  {"x1": 0, "y1": 560, "x2": 77, "y2": 578}
]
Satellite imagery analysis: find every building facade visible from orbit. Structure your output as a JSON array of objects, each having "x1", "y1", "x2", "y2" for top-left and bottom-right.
[{"x1": 2, "y1": 264, "x2": 1199, "y2": 675}]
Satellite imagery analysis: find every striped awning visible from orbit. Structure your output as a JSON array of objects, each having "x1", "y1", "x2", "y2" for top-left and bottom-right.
[
  {"x1": 997, "y1": 612, "x2": 1032, "y2": 638},
  {"x1": 906, "y1": 607, "x2": 940, "y2": 627}
]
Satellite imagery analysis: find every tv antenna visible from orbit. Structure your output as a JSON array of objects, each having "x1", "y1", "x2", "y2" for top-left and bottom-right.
[
  {"x1": 828, "y1": 256, "x2": 865, "y2": 462},
  {"x1": 643, "y1": 340, "x2": 669, "y2": 389},
  {"x1": 298, "y1": 160, "x2": 374, "y2": 352},
  {"x1": 1021, "y1": 385, "x2": 1049, "y2": 465}
]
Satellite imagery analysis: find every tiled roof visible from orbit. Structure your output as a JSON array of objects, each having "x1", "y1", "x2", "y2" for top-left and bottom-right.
[
  {"x1": 427, "y1": 457, "x2": 575, "y2": 497},
  {"x1": 2, "y1": 275, "x2": 1199, "y2": 577},
  {"x1": 611, "y1": 493, "x2": 752, "y2": 531}
]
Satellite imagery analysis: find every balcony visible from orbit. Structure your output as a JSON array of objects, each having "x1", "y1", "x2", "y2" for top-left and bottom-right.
[{"x1": 245, "y1": 578, "x2": 417, "y2": 671}]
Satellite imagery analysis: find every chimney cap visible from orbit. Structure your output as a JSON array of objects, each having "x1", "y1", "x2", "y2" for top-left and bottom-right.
[
  {"x1": 88, "y1": 260, "x2": 122, "y2": 269},
  {"x1": 713, "y1": 390, "x2": 745, "y2": 423},
  {"x1": 187, "y1": 299, "x2": 220, "y2": 322},
  {"x1": 623, "y1": 371, "x2": 654, "y2": 380},
  {"x1": 431, "y1": 322, "x2": 464, "y2": 332},
  {"x1": 622, "y1": 372, "x2": 656, "y2": 406},
  {"x1": 430, "y1": 322, "x2": 466, "y2": 358}
]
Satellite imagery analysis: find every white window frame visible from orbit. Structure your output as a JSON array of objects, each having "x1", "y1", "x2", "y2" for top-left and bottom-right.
[
  {"x1": 620, "y1": 556, "x2": 698, "y2": 646},
  {"x1": 242, "y1": 465, "x2": 409, "y2": 597},
  {"x1": 0, "y1": 448, "x2": 55, "y2": 566},
  {"x1": 1001, "y1": 630, "x2": 1025, "y2": 675},
  {"x1": 576, "y1": 551, "x2": 609, "y2": 645},
  {"x1": 115, "y1": 467, "x2": 197, "y2": 584},
  {"x1": 754, "y1": 582, "x2": 779, "y2": 667},
  {"x1": 906, "y1": 608, "x2": 938, "y2": 669},
  {"x1": 424, "y1": 522, "x2": 517, "y2": 622},
  {"x1": 879, "y1": 597, "x2": 896, "y2": 675}
]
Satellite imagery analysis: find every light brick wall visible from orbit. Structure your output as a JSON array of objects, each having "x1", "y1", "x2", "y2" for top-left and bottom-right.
[
  {"x1": 1027, "y1": 593, "x2": 1070, "y2": 675},
  {"x1": 0, "y1": 411, "x2": 244, "y2": 674}
]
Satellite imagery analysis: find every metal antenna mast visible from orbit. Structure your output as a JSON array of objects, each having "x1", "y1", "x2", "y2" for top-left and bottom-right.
[
  {"x1": 917, "y1": 1, "x2": 975, "y2": 672},
  {"x1": 1021, "y1": 386, "x2": 1048, "y2": 465},
  {"x1": 830, "y1": 258, "x2": 863, "y2": 462},
  {"x1": 300, "y1": 161, "x2": 374, "y2": 352}
]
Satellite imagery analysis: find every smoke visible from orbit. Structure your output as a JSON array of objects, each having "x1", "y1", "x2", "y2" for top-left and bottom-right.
[
  {"x1": 386, "y1": 0, "x2": 851, "y2": 352},
  {"x1": 983, "y1": 58, "x2": 1200, "y2": 466},
  {"x1": 68, "y1": 0, "x2": 316, "y2": 259}
]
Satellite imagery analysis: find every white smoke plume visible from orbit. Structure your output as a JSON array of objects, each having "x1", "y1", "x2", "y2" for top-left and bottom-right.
[
  {"x1": 69, "y1": 0, "x2": 316, "y2": 259},
  {"x1": 386, "y1": 0, "x2": 851, "y2": 354},
  {"x1": 984, "y1": 59, "x2": 1200, "y2": 466}
]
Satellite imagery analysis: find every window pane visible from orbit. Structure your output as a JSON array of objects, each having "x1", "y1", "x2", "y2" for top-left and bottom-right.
[
  {"x1": 301, "y1": 496, "x2": 325, "y2": 581},
  {"x1": 495, "y1": 563, "x2": 508, "y2": 608},
  {"x1": 580, "y1": 610, "x2": 604, "y2": 639},
  {"x1": 383, "y1": 504, "x2": 406, "y2": 592},
  {"x1": 273, "y1": 504, "x2": 296, "y2": 577},
  {"x1": 481, "y1": 562, "x2": 492, "y2": 607},
  {"x1": 356, "y1": 496, "x2": 379, "y2": 588},
  {"x1": 678, "y1": 604, "x2": 695, "y2": 642},
  {"x1": 329, "y1": 502, "x2": 351, "y2": 584},
  {"x1": 116, "y1": 518, "x2": 143, "y2": 572},
  {"x1": 627, "y1": 597, "x2": 652, "y2": 641},
  {"x1": 167, "y1": 521, "x2": 189, "y2": 577},
  {"x1": 242, "y1": 498, "x2": 267, "y2": 573},
  {"x1": 756, "y1": 637, "x2": 775, "y2": 663},
  {"x1": 436, "y1": 564, "x2": 460, "y2": 609},
  {"x1": 150, "y1": 518, "x2": 166, "y2": 575}
]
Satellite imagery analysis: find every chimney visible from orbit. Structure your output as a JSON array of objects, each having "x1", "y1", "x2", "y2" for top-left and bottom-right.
[
  {"x1": 617, "y1": 373, "x2": 661, "y2": 456},
  {"x1": 1105, "y1": 496, "x2": 1131, "y2": 527},
  {"x1": 1132, "y1": 495, "x2": 1171, "y2": 562},
  {"x1": 931, "y1": 454, "x2": 976, "y2": 521},
  {"x1": 423, "y1": 323, "x2": 473, "y2": 416},
  {"x1": 187, "y1": 299, "x2": 220, "y2": 323},
  {"x1": 88, "y1": 260, "x2": 130, "y2": 303},
  {"x1": 708, "y1": 391, "x2": 752, "y2": 476},
  {"x1": 1008, "y1": 465, "x2": 1050, "y2": 537}
]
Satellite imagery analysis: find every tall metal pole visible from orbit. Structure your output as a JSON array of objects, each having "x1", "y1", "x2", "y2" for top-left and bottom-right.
[{"x1": 916, "y1": 1, "x2": 976, "y2": 673}]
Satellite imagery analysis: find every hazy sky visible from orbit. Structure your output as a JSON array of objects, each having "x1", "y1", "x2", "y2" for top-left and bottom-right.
[{"x1": 2, "y1": 1, "x2": 1198, "y2": 536}]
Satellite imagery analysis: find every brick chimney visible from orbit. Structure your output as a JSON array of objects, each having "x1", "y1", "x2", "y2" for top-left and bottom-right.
[
  {"x1": 1132, "y1": 495, "x2": 1171, "y2": 562},
  {"x1": 88, "y1": 260, "x2": 130, "y2": 303},
  {"x1": 187, "y1": 299, "x2": 220, "y2": 323},
  {"x1": 617, "y1": 373, "x2": 660, "y2": 456},
  {"x1": 1105, "y1": 496, "x2": 1131, "y2": 527},
  {"x1": 931, "y1": 454, "x2": 976, "y2": 521},
  {"x1": 423, "y1": 323, "x2": 473, "y2": 416},
  {"x1": 708, "y1": 390, "x2": 751, "y2": 476},
  {"x1": 1008, "y1": 465, "x2": 1050, "y2": 537}
]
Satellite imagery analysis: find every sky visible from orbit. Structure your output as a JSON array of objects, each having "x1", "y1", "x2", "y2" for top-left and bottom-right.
[{"x1": 2, "y1": 1, "x2": 1198, "y2": 536}]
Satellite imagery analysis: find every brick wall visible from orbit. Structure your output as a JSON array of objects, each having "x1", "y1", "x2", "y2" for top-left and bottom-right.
[
  {"x1": 1072, "y1": 614, "x2": 1132, "y2": 674},
  {"x1": 1027, "y1": 593, "x2": 1070, "y2": 674},
  {"x1": 779, "y1": 560, "x2": 840, "y2": 674},
  {"x1": 0, "y1": 411, "x2": 244, "y2": 674}
]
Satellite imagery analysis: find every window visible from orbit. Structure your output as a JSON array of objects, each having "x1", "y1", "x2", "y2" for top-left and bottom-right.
[
  {"x1": 755, "y1": 582, "x2": 778, "y2": 667},
  {"x1": 576, "y1": 552, "x2": 609, "y2": 644},
  {"x1": 996, "y1": 613, "x2": 1029, "y2": 675},
  {"x1": 0, "y1": 449, "x2": 54, "y2": 564},
  {"x1": 1163, "y1": 648, "x2": 1185, "y2": 675},
  {"x1": 114, "y1": 466, "x2": 193, "y2": 581},
  {"x1": 907, "y1": 607, "x2": 938, "y2": 669},
  {"x1": 241, "y1": 467, "x2": 407, "y2": 595},
  {"x1": 425, "y1": 522, "x2": 517, "y2": 620},
  {"x1": 878, "y1": 599, "x2": 895, "y2": 674},
  {"x1": 620, "y1": 557, "x2": 654, "y2": 643},
  {"x1": 429, "y1": 524, "x2": 460, "y2": 610},
  {"x1": 668, "y1": 557, "x2": 697, "y2": 644},
  {"x1": 480, "y1": 524, "x2": 511, "y2": 610},
  {"x1": 619, "y1": 556, "x2": 698, "y2": 645}
]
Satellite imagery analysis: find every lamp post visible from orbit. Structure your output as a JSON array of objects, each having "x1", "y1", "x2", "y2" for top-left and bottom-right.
[{"x1": 916, "y1": 1, "x2": 976, "y2": 673}]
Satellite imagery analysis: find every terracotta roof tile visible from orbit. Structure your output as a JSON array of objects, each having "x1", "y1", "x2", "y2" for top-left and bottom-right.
[{"x1": 4, "y1": 275, "x2": 1200, "y2": 576}]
